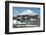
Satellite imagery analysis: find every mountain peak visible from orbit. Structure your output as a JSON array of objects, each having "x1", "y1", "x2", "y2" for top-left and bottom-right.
[{"x1": 18, "y1": 9, "x2": 38, "y2": 15}]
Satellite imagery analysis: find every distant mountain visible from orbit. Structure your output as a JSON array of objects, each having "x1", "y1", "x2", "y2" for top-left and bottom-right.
[
  {"x1": 18, "y1": 9, "x2": 38, "y2": 16},
  {"x1": 13, "y1": 9, "x2": 39, "y2": 20}
]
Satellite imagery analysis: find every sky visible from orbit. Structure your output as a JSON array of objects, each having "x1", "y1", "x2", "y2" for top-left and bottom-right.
[{"x1": 13, "y1": 7, "x2": 40, "y2": 16}]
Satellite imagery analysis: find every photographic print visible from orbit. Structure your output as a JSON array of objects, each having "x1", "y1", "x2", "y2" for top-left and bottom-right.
[
  {"x1": 5, "y1": 1, "x2": 45, "y2": 34},
  {"x1": 13, "y1": 7, "x2": 40, "y2": 28}
]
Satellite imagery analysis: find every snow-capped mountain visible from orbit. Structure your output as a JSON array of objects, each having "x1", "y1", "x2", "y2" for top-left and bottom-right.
[{"x1": 18, "y1": 9, "x2": 38, "y2": 16}]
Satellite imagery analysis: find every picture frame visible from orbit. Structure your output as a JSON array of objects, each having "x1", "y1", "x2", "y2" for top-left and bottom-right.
[{"x1": 5, "y1": 1, "x2": 45, "y2": 34}]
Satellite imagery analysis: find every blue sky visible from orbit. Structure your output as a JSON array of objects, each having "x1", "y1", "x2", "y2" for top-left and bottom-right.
[{"x1": 13, "y1": 7, "x2": 40, "y2": 16}]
